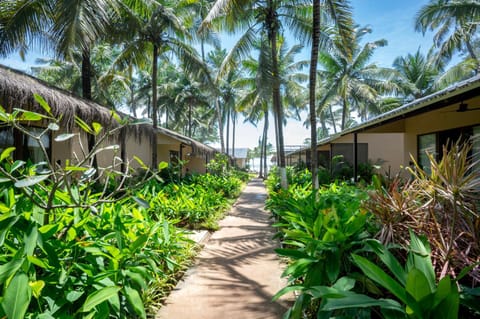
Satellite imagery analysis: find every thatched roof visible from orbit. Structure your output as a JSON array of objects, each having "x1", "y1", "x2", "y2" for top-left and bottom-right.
[
  {"x1": 0, "y1": 64, "x2": 122, "y2": 130},
  {"x1": 157, "y1": 126, "x2": 218, "y2": 157},
  {"x1": 0, "y1": 64, "x2": 217, "y2": 157}
]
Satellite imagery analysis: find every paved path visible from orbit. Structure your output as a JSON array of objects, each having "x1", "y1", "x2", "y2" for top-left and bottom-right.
[{"x1": 156, "y1": 178, "x2": 291, "y2": 319}]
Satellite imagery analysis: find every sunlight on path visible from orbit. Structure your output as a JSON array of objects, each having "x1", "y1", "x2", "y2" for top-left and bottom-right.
[{"x1": 156, "y1": 178, "x2": 292, "y2": 319}]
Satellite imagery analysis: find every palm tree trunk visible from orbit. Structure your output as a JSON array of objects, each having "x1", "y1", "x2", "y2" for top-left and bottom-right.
[
  {"x1": 267, "y1": 2, "x2": 287, "y2": 188},
  {"x1": 216, "y1": 98, "x2": 225, "y2": 153},
  {"x1": 341, "y1": 98, "x2": 348, "y2": 130},
  {"x1": 263, "y1": 113, "x2": 269, "y2": 177},
  {"x1": 309, "y1": 0, "x2": 321, "y2": 190},
  {"x1": 259, "y1": 136, "x2": 264, "y2": 178},
  {"x1": 188, "y1": 103, "x2": 192, "y2": 137},
  {"x1": 232, "y1": 112, "x2": 236, "y2": 160},
  {"x1": 81, "y1": 48, "x2": 98, "y2": 172},
  {"x1": 329, "y1": 105, "x2": 337, "y2": 133},
  {"x1": 151, "y1": 44, "x2": 159, "y2": 168},
  {"x1": 226, "y1": 106, "x2": 230, "y2": 155}
]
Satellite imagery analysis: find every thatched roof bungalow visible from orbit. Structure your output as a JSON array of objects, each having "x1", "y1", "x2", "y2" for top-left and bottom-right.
[{"x1": 0, "y1": 64, "x2": 217, "y2": 174}]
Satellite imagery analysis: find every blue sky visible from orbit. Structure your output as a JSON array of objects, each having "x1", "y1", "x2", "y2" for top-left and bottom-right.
[{"x1": 0, "y1": 0, "x2": 436, "y2": 149}]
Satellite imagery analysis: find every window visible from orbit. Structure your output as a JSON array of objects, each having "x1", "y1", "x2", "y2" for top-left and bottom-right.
[
  {"x1": 0, "y1": 127, "x2": 50, "y2": 163},
  {"x1": 473, "y1": 125, "x2": 480, "y2": 173},
  {"x1": 418, "y1": 133, "x2": 436, "y2": 174},
  {"x1": 0, "y1": 128, "x2": 14, "y2": 153},
  {"x1": 24, "y1": 127, "x2": 50, "y2": 163},
  {"x1": 169, "y1": 150, "x2": 179, "y2": 165},
  {"x1": 331, "y1": 143, "x2": 368, "y2": 165}
]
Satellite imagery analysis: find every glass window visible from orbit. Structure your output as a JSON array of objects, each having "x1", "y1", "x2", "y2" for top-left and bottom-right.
[
  {"x1": 0, "y1": 128, "x2": 14, "y2": 152},
  {"x1": 472, "y1": 126, "x2": 480, "y2": 174},
  {"x1": 24, "y1": 127, "x2": 50, "y2": 164},
  {"x1": 418, "y1": 133, "x2": 437, "y2": 174}
]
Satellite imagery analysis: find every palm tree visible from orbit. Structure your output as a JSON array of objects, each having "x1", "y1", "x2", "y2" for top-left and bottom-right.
[
  {"x1": 415, "y1": 0, "x2": 480, "y2": 73},
  {"x1": 201, "y1": 0, "x2": 311, "y2": 188},
  {"x1": 237, "y1": 38, "x2": 307, "y2": 177},
  {"x1": 317, "y1": 26, "x2": 398, "y2": 131},
  {"x1": 115, "y1": 0, "x2": 209, "y2": 167},
  {"x1": 309, "y1": 0, "x2": 353, "y2": 189},
  {"x1": 393, "y1": 49, "x2": 443, "y2": 101}
]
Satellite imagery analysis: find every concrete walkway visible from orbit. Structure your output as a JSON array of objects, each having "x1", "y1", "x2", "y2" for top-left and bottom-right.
[{"x1": 156, "y1": 178, "x2": 291, "y2": 319}]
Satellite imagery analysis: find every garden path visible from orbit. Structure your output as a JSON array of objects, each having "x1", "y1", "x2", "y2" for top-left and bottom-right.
[{"x1": 155, "y1": 178, "x2": 292, "y2": 319}]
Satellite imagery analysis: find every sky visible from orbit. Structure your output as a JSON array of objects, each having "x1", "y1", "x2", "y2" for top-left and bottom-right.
[{"x1": 0, "y1": 0, "x2": 435, "y2": 150}]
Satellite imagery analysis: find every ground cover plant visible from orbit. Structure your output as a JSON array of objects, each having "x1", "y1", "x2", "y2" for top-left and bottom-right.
[
  {"x1": 0, "y1": 101, "x2": 245, "y2": 318},
  {"x1": 267, "y1": 142, "x2": 480, "y2": 318}
]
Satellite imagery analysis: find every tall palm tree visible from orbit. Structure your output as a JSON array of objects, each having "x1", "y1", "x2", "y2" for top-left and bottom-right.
[
  {"x1": 415, "y1": 0, "x2": 480, "y2": 73},
  {"x1": 201, "y1": 0, "x2": 311, "y2": 188},
  {"x1": 115, "y1": 0, "x2": 209, "y2": 167},
  {"x1": 237, "y1": 38, "x2": 307, "y2": 177},
  {"x1": 309, "y1": 0, "x2": 353, "y2": 189},
  {"x1": 317, "y1": 26, "x2": 398, "y2": 131},
  {"x1": 393, "y1": 48, "x2": 443, "y2": 101}
]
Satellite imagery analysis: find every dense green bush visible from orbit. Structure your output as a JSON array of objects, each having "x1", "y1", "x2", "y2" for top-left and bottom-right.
[{"x1": 0, "y1": 101, "x2": 245, "y2": 318}]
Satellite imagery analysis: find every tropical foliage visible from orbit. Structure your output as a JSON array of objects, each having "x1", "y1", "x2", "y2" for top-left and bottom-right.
[
  {"x1": 266, "y1": 140, "x2": 480, "y2": 318},
  {"x1": 0, "y1": 102, "x2": 245, "y2": 318}
]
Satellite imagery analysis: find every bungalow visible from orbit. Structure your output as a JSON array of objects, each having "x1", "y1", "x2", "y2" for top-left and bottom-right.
[
  {"x1": 0, "y1": 65, "x2": 217, "y2": 174},
  {"x1": 286, "y1": 75, "x2": 480, "y2": 178},
  {"x1": 227, "y1": 148, "x2": 249, "y2": 169}
]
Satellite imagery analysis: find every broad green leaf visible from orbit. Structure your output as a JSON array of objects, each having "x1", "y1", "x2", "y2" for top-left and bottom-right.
[
  {"x1": 0, "y1": 258, "x2": 23, "y2": 284},
  {"x1": 352, "y1": 254, "x2": 408, "y2": 305},
  {"x1": 275, "y1": 248, "x2": 310, "y2": 260},
  {"x1": 272, "y1": 285, "x2": 303, "y2": 301},
  {"x1": 81, "y1": 168, "x2": 96, "y2": 180},
  {"x1": 313, "y1": 213, "x2": 323, "y2": 239},
  {"x1": 158, "y1": 161, "x2": 168, "y2": 170},
  {"x1": 54, "y1": 133, "x2": 76, "y2": 142},
  {"x1": 406, "y1": 268, "x2": 432, "y2": 302},
  {"x1": 124, "y1": 286, "x2": 146, "y2": 319},
  {"x1": 111, "y1": 110, "x2": 122, "y2": 123},
  {"x1": 2, "y1": 272, "x2": 32, "y2": 319},
  {"x1": 125, "y1": 270, "x2": 147, "y2": 290},
  {"x1": 64, "y1": 166, "x2": 88, "y2": 171},
  {"x1": 321, "y1": 293, "x2": 404, "y2": 313},
  {"x1": 24, "y1": 224, "x2": 38, "y2": 256},
  {"x1": 47, "y1": 122, "x2": 60, "y2": 131},
  {"x1": 333, "y1": 276, "x2": 356, "y2": 291},
  {"x1": 92, "y1": 122, "x2": 103, "y2": 135},
  {"x1": 366, "y1": 239, "x2": 407, "y2": 286},
  {"x1": 133, "y1": 197, "x2": 150, "y2": 209},
  {"x1": 27, "y1": 256, "x2": 49, "y2": 269},
  {"x1": 11, "y1": 160, "x2": 25, "y2": 173},
  {"x1": 29, "y1": 280, "x2": 45, "y2": 299},
  {"x1": 0, "y1": 177, "x2": 10, "y2": 183},
  {"x1": 407, "y1": 230, "x2": 435, "y2": 291},
  {"x1": 14, "y1": 174, "x2": 49, "y2": 188},
  {"x1": 0, "y1": 147, "x2": 15, "y2": 161},
  {"x1": 66, "y1": 290, "x2": 84, "y2": 303},
  {"x1": 0, "y1": 202, "x2": 10, "y2": 213},
  {"x1": 75, "y1": 117, "x2": 93, "y2": 134},
  {"x1": 34, "y1": 94, "x2": 51, "y2": 114},
  {"x1": 82, "y1": 286, "x2": 121, "y2": 312},
  {"x1": 17, "y1": 110, "x2": 44, "y2": 121},
  {"x1": 433, "y1": 276, "x2": 459, "y2": 319},
  {"x1": 326, "y1": 249, "x2": 340, "y2": 283},
  {"x1": 133, "y1": 156, "x2": 147, "y2": 169}
]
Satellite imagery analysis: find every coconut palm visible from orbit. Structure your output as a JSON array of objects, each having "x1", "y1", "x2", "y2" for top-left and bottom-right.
[
  {"x1": 114, "y1": 0, "x2": 210, "y2": 167},
  {"x1": 237, "y1": 38, "x2": 308, "y2": 177},
  {"x1": 201, "y1": 0, "x2": 311, "y2": 188},
  {"x1": 415, "y1": 0, "x2": 480, "y2": 73},
  {"x1": 317, "y1": 26, "x2": 398, "y2": 131},
  {"x1": 309, "y1": 0, "x2": 353, "y2": 189},
  {"x1": 393, "y1": 48, "x2": 444, "y2": 101}
]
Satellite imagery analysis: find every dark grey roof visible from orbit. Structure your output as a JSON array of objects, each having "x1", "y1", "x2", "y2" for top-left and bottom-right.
[{"x1": 287, "y1": 74, "x2": 480, "y2": 157}]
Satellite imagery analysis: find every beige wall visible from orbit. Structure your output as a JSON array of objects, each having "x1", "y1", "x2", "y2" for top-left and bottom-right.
[{"x1": 334, "y1": 133, "x2": 405, "y2": 176}]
